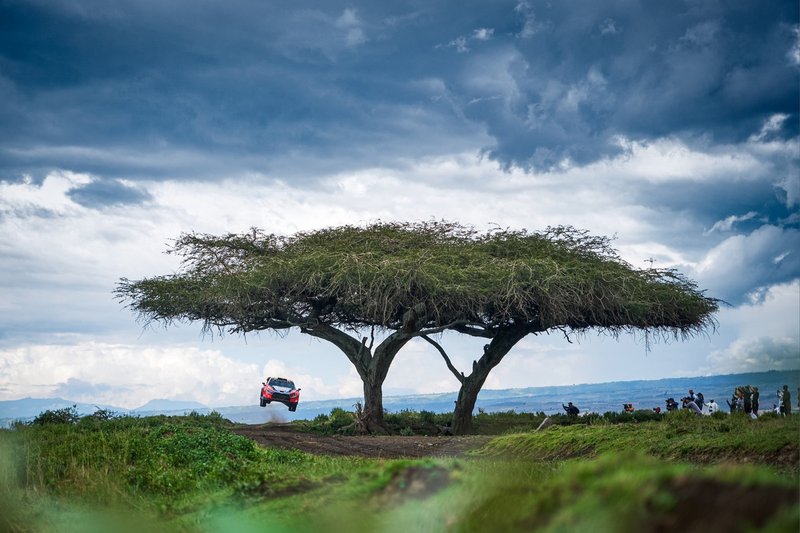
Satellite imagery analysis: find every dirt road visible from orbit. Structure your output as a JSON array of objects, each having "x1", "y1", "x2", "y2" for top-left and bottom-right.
[{"x1": 232, "y1": 423, "x2": 491, "y2": 459}]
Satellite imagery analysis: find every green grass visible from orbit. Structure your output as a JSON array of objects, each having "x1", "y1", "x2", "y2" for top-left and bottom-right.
[
  {"x1": 2, "y1": 409, "x2": 798, "y2": 532},
  {"x1": 477, "y1": 410, "x2": 800, "y2": 474}
]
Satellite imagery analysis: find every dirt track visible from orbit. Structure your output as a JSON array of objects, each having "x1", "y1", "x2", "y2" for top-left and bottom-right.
[{"x1": 232, "y1": 423, "x2": 491, "y2": 459}]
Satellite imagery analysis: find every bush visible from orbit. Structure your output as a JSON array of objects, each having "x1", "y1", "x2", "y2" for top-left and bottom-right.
[{"x1": 32, "y1": 405, "x2": 80, "y2": 426}]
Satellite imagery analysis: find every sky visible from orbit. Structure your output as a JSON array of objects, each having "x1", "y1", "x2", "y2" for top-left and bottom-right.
[{"x1": 0, "y1": 0, "x2": 798, "y2": 409}]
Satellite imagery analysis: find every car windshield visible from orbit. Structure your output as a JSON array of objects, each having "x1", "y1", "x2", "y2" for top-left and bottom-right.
[{"x1": 270, "y1": 379, "x2": 294, "y2": 389}]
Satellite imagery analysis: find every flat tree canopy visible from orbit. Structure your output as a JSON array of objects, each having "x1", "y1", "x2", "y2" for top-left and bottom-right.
[
  {"x1": 117, "y1": 221, "x2": 717, "y2": 433},
  {"x1": 117, "y1": 221, "x2": 717, "y2": 338}
]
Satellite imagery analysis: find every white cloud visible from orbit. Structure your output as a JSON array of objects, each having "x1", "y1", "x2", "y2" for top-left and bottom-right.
[
  {"x1": 698, "y1": 280, "x2": 799, "y2": 374},
  {"x1": 0, "y1": 342, "x2": 259, "y2": 408},
  {"x1": 441, "y1": 27, "x2": 495, "y2": 53},
  {"x1": 693, "y1": 225, "x2": 800, "y2": 302},
  {"x1": 446, "y1": 35, "x2": 469, "y2": 53},
  {"x1": 335, "y1": 8, "x2": 367, "y2": 47},
  {"x1": 609, "y1": 137, "x2": 764, "y2": 183},
  {"x1": 472, "y1": 28, "x2": 494, "y2": 41},
  {"x1": 704, "y1": 211, "x2": 758, "y2": 234},
  {"x1": 0, "y1": 171, "x2": 90, "y2": 215},
  {"x1": 749, "y1": 113, "x2": 789, "y2": 143},
  {"x1": 515, "y1": 1, "x2": 549, "y2": 38},
  {"x1": 705, "y1": 336, "x2": 799, "y2": 374},
  {"x1": 599, "y1": 18, "x2": 620, "y2": 36},
  {"x1": 788, "y1": 25, "x2": 800, "y2": 66}
]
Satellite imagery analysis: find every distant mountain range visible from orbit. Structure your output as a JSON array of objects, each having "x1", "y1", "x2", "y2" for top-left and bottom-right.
[
  {"x1": 0, "y1": 397, "x2": 213, "y2": 427},
  {"x1": 2, "y1": 369, "x2": 798, "y2": 428}
]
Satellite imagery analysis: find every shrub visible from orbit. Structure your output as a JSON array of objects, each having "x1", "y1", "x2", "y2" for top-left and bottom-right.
[{"x1": 32, "y1": 405, "x2": 80, "y2": 426}]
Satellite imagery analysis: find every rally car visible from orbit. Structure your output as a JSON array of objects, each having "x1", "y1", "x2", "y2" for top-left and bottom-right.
[{"x1": 260, "y1": 377, "x2": 301, "y2": 411}]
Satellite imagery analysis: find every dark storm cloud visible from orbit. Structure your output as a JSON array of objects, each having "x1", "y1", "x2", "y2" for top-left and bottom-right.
[
  {"x1": 1, "y1": 0, "x2": 796, "y2": 181},
  {"x1": 464, "y1": 1, "x2": 799, "y2": 168},
  {"x1": 66, "y1": 178, "x2": 152, "y2": 208}
]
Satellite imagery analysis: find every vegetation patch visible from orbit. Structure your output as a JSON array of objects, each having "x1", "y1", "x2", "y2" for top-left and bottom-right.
[
  {"x1": 476, "y1": 411, "x2": 800, "y2": 474},
  {"x1": 3, "y1": 408, "x2": 798, "y2": 532},
  {"x1": 456, "y1": 453, "x2": 798, "y2": 533}
]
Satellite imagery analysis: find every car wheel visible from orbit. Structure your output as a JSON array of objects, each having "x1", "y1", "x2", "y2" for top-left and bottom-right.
[
  {"x1": 288, "y1": 405, "x2": 297, "y2": 412},
  {"x1": 260, "y1": 398, "x2": 267, "y2": 407}
]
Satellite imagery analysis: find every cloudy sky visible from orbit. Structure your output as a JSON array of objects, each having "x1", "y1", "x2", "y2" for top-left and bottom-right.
[{"x1": 1, "y1": 0, "x2": 798, "y2": 409}]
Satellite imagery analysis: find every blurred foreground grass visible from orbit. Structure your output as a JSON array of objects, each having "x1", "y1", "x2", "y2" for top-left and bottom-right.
[{"x1": 1, "y1": 409, "x2": 797, "y2": 532}]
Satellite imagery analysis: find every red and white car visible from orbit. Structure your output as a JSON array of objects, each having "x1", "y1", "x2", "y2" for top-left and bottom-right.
[{"x1": 260, "y1": 377, "x2": 300, "y2": 412}]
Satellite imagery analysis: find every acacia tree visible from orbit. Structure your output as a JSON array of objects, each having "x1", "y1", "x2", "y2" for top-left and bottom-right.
[
  {"x1": 117, "y1": 222, "x2": 483, "y2": 433},
  {"x1": 417, "y1": 227, "x2": 718, "y2": 433},
  {"x1": 116, "y1": 222, "x2": 717, "y2": 434}
]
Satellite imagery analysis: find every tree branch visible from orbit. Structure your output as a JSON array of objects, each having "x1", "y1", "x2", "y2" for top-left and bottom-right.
[
  {"x1": 421, "y1": 335, "x2": 464, "y2": 384},
  {"x1": 301, "y1": 323, "x2": 370, "y2": 376},
  {"x1": 414, "y1": 320, "x2": 480, "y2": 338}
]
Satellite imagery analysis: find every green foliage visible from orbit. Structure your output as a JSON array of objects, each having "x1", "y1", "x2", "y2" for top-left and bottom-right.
[
  {"x1": 31, "y1": 405, "x2": 81, "y2": 425},
  {"x1": 306, "y1": 407, "x2": 358, "y2": 435},
  {"x1": 116, "y1": 222, "x2": 718, "y2": 337}
]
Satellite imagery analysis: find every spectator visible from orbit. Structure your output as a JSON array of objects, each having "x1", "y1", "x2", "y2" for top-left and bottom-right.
[
  {"x1": 562, "y1": 402, "x2": 579, "y2": 416},
  {"x1": 752, "y1": 387, "x2": 759, "y2": 415},
  {"x1": 726, "y1": 393, "x2": 737, "y2": 414},
  {"x1": 682, "y1": 397, "x2": 702, "y2": 416},
  {"x1": 782, "y1": 385, "x2": 792, "y2": 416},
  {"x1": 695, "y1": 392, "x2": 705, "y2": 410},
  {"x1": 743, "y1": 385, "x2": 752, "y2": 415},
  {"x1": 705, "y1": 399, "x2": 720, "y2": 414},
  {"x1": 735, "y1": 387, "x2": 744, "y2": 412}
]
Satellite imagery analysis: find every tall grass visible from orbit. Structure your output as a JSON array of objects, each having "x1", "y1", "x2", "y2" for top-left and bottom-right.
[{"x1": 2, "y1": 409, "x2": 798, "y2": 532}]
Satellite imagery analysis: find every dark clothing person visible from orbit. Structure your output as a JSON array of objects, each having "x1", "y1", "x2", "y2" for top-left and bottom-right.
[
  {"x1": 752, "y1": 387, "x2": 759, "y2": 414},
  {"x1": 782, "y1": 386, "x2": 792, "y2": 416},
  {"x1": 695, "y1": 392, "x2": 704, "y2": 410},
  {"x1": 563, "y1": 402, "x2": 579, "y2": 416},
  {"x1": 726, "y1": 395, "x2": 737, "y2": 414},
  {"x1": 665, "y1": 398, "x2": 679, "y2": 412},
  {"x1": 743, "y1": 386, "x2": 752, "y2": 414}
]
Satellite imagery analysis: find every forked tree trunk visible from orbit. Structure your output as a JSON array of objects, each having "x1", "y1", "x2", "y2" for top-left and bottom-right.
[
  {"x1": 304, "y1": 324, "x2": 413, "y2": 434},
  {"x1": 427, "y1": 324, "x2": 534, "y2": 435}
]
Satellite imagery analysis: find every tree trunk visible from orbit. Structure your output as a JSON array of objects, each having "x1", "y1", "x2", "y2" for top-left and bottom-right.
[
  {"x1": 302, "y1": 324, "x2": 412, "y2": 434},
  {"x1": 362, "y1": 378, "x2": 387, "y2": 434},
  {"x1": 449, "y1": 324, "x2": 534, "y2": 435},
  {"x1": 361, "y1": 331, "x2": 412, "y2": 433},
  {"x1": 451, "y1": 377, "x2": 487, "y2": 435}
]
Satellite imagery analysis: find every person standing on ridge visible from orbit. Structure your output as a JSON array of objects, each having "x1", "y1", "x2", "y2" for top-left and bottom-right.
[
  {"x1": 752, "y1": 386, "x2": 760, "y2": 416},
  {"x1": 782, "y1": 385, "x2": 792, "y2": 416},
  {"x1": 743, "y1": 385, "x2": 752, "y2": 415},
  {"x1": 562, "y1": 402, "x2": 579, "y2": 417}
]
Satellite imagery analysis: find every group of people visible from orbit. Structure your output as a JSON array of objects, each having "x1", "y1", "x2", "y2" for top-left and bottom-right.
[
  {"x1": 724, "y1": 384, "x2": 792, "y2": 417},
  {"x1": 662, "y1": 389, "x2": 715, "y2": 416},
  {"x1": 562, "y1": 384, "x2": 795, "y2": 418},
  {"x1": 725, "y1": 385, "x2": 759, "y2": 416}
]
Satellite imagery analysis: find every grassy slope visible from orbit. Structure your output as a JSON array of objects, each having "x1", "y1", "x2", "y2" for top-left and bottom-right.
[
  {"x1": 478, "y1": 411, "x2": 799, "y2": 471},
  {"x1": 2, "y1": 411, "x2": 798, "y2": 532}
]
